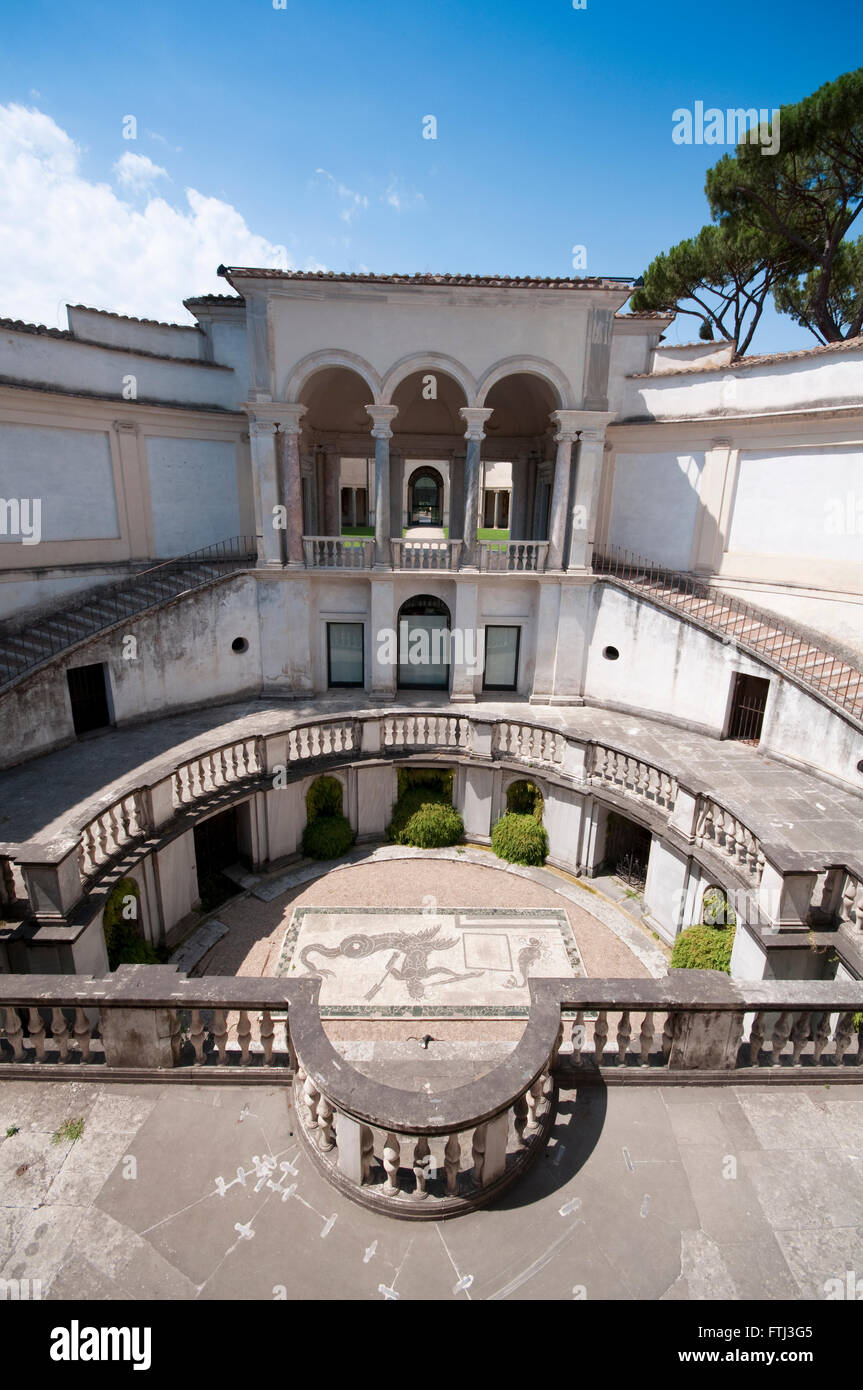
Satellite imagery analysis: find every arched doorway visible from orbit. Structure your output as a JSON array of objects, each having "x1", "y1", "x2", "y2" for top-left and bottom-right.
[
  {"x1": 407, "y1": 466, "x2": 443, "y2": 527},
  {"x1": 397, "y1": 594, "x2": 451, "y2": 689}
]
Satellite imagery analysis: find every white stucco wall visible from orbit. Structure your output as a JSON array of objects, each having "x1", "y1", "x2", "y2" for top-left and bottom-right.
[
  {"x1": 146, "y1": 437, "x2": 242, "y2": 555},
  {"x1": 727, "y1": 447, "x2": 863, "y2": 562},
  {"x1": 607, "y1": 450, "x2": 704, "y2": 568},
  {"x1": 0, "y1": 423, "x2": 119, "y2": 542}
]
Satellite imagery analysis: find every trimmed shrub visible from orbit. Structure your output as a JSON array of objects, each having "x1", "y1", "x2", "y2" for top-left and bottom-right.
[
  {"x1": 671, "y1": 924, "x2": 736, "y2": 973},
  {"x1": 388, "y1": 786, "x2": 450, "y2": 842},
  {"x1": 506, "y1": 779, "x2": 544, "y2": 821},
  {"x1": 305, "y1": 774, "x2": 343, "y2": 820},
  {"x1": 103, "y1": 877, "x2": 159, "y2": 968},
  {"x1": 301, "y1": 813, "x2": 355, "y2": 860},
  {"x1": 491, "y1": 812, "x2": 549, "y2": 866},
  {"x1": 398, "y1": 802, "x2": 464, "y2": 848}
]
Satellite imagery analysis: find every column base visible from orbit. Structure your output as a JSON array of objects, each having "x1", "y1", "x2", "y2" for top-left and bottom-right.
[
  {"x1": 449, "y1": 692, "x2": 477, "y2": 704},
  {"x1": 544, "y1": 695, "x2": 585, "y2": 706}
]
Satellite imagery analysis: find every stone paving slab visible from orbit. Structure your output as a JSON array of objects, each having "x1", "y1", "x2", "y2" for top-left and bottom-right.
[
  {"x1": 1, "y1": 1077, "x2": 862, "y2": 1301},
  {"x1": 0, "y1": 694, "x2": 860, "y2": 862}
]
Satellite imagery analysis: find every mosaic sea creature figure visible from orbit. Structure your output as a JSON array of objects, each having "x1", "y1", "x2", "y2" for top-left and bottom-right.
[
  {"x1": 503, "y1": 938, "x2": 543, "y2": 990},
  {"x1": 299, "y1": 924, "x2": 484, "y2": 1001}
]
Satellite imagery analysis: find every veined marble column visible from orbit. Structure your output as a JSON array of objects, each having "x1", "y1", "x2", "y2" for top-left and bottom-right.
[
  {"x1": 300, "y1": 450, "x2": 317, "y2": 534},
  {"x1": 366, "y1": 405, "x2": 398, "y2": 567},
  {"x1": 547, "y1": 411, "x2": 581, "y2": 571},
  {"x1": 248, "y1": 419, "x2": 282, "y2": 567},
  {"x1": 277, "y1": 404, "x2": 306, "y2": 568},
  {"x1": 323, "y1": 449, "x2": 341, "y2": 536},
  {"x1": 567, "y1": 417, "x2": 614, "y2": 571},
  {"x1": 509, "y1": 454, "x2": 528, "y2": 539},
  {"x1": 458, "y1": 407, "x2": 493, "y2": 569}
]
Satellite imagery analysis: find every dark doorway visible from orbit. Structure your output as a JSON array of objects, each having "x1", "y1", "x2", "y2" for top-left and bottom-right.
[
  {"x1": 66, "y1": 663, "x2": 112, "y2": 735},
  {"x1": 727, "y1": 673, "x2": 770, "y2": 744},
  {"x1": 194, "y1": 806, "x2": 241, "y2": 911},
  {"x1": 603, "y1": 812, "x2": 651, "y2": 888}
]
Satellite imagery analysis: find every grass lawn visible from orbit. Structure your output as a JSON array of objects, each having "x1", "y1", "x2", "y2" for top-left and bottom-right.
[
  {"x1": 477, "y1": 528, "x2": 510, "y2": 542},
  {"x1": 340, "y1": 525, "x2": 375, "y2": 537}
]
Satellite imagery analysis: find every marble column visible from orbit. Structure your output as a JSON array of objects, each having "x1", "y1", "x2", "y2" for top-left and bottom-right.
[
  {"x1": 458, "y1": 407, "x2": 493, "y2": 569},
  {"x1": 366, "y1": 405, "x2": 398, "y2": 567},
  {"x1": 567, "y1": 419, "x2": 613, "y2": 571},
  {"x1": 248, "y1": 419, "x2": 282, "y2": 567},
  {"x1": 323, "y1": 449, "x2": 341, "y2": 536},
  {"x1": 277, "y1": 404, "x2": 306, "y2": 568},
  {"x1": 300, "y1": 450, "x2": 317, "y2": 533},
  {"x1": 509, "y1": 454, "x2": 527, "y2": 539},
  {"x1": 547, "y1": 410, "x2": 581, "y2": 571}
]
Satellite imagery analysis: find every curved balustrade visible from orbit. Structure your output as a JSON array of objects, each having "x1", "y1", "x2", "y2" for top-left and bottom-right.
[
  {"x1": 494, "y1": 720, "x2": 566, "y2": 766},
  {"x1": 381, "y1": 713, "x2": 468, "y2": 750},
  {"x1": 694, "y1": 796, "x2": 765, "y2": 885},
  {"x1": 2, "y1": 970, "x2": 861, "y2": 1219},
  {"x1": 588, "y1": 744, "x2": 678, "y2": 810},
  {"x1": 79, "y1": 791, "x2": 149, "y2": 882},
  {"x1": 390, "y1": 538, "x2": 463, "y2": 570},
  {"x1": 839, "y1": 871, "x2": 863, "y2": 934},
  {"x1": 173, "y1": 737, "x2": 261, "y2": 807}
]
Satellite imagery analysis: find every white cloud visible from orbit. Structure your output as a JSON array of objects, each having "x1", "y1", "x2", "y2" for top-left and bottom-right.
[
  {"x1": 383, "y1": 178, "x2": 424, "y2": 213},
  {"x1": 0, "y1": 103, "x2": 297, "y2": 325},
  {"x1": 315, "y1": 167, "x2": 369, "y2": 224},
  {"x1": 113, "y1": 151, "x2": 168, "y2": 193}
]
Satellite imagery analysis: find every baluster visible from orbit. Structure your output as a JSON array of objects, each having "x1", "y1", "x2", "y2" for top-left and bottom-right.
[
  {"x1": 769, "y1": 1011, "x2": 793, "y2": 1065},
  {"x1": 749, "y1": 1011, "x2": 765, "y2": 1065},
  {"x1": 28, "y1": 1007, "x2": 46, "y2": 1061},
  {"x1": 526, "y1": 1076, "x2": 545, "y2": 1127},
  {"x1": 471, "y1": 1123, "x2": 487, "y2": 1186},
  {"x1": 237, "y1": 1011, "x2": 252, "y2": 1065},
  {"x1": 661, "y1": 1011, "x2": 676, "y2": 1060},
  {"x1": 2, "y1": 1006, "x2": 25, "y2": 1060},
  {"x1": 413, "y1": 1137, "x2": 431, "y2": 1198},
  {"x1": 593, "y1": 1010, "x2": 609, "y2": 1065},
  {"x1": 317, "y1": 1095, "x2": 335, "y2": 1151},
  {"x1": 834, "y1": 1012, "x2": 855, "y2": 1065},
  {"x1": 51, "y1": 1007, "x2": 70, "y2": 1061},
  {"x1": 513, "y1": 1093, "x2": 528, "y2": 1146},
  {"x1": 551, "y1": 1021, "x2": 565, "y2": 1068},
  {"x1": 616, "y1": 1010, "x2": 632, "y2": 1065},
  {"x1": 189, "y1": 1009, "x2": 206, "y2": 1064},
  {"x1": 382, "y1": 1133, "x2": 401, "y2": 1195},
  {"x1": 73, "y1": 1007, "x2": 91, "y2": 1062},
  {"x1": 260, "y1": 1010, "x2": 275, "y2": 1065},
  {"x1": 211, "y1": 1009, "x2": 228, "y2": 1064},
  {"x1": 303, "y1": 1074, "x2": 321, "y2": 1128},
  {"x1": 812, "y1": 1011, "x2": 832, "y2": 1064},
  {"x1": 444, "y1": 1133, "x2": 461, "y2": 1194},
  {"x1": 639, "y1": 1011, "x2": 655, "y2": 1066},
  {"x1": 570, "y1": 1011, "x2": 585, "y2": 1064},
  {"x1": 791, "y1": 1011, "x2": 811, "y2": 1064}
]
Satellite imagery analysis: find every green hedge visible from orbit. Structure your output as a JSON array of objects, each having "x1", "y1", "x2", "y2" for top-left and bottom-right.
[
  {"x1": 301, "y1": 814, "x2": 355, "y2": 860},
  {"x1": 103, "y1": 877, "x2": 159, "y2": 968},
  {"x1": 398, "y1": 802, "x2": 464, "y2": 848},
  {"x1": 305, "y1": 774, "x2": 343, "y2": 820},
  {"x1": 506, "y1": 780, "x2": 544, "y2": 821},
  {"x1": 702, "y1": 887, "x2": 736, "y2": 926},
  {"x1": 396, "y1": 767, "x2": 453, "y2": 799},
  {"x1": 491, "y1": 812, "x2": 549, "y2": 866},
  {"x1": 388, "y1": 786, "x2": 448, "y2": 841},
  {"x1": 671, "y1": 924, "x2": 736, "y2": 973}
]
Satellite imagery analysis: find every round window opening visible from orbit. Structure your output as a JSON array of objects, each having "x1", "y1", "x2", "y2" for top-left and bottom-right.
[
  {"x1": 857, "y1": 759, "x2": 863, "y2": 775},
  {"x1": 603, "y1": 645, "x2": 620, "y2": 661},
  {"x1": 232, "y1": 637, "x2": 249, "y2": 654}
]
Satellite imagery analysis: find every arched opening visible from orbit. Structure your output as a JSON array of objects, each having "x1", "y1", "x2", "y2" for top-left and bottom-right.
[
  {"x1": 407, "y1": 465, "x2": 444, "y2": 527},
  {"x1": 481, "y1": 372, "x2": 561, "y2": 540},
  {"x1": 397, "y1": 594, "x2": 451, "y2": 689},
  {"x1": 297, "y1": 365, "x2": 375, "y2": 538},
  {"x1": 505, "y1": 779, "x2": 544, "y2": 821}
]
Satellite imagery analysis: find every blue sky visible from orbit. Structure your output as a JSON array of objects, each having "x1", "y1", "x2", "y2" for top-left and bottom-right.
[{"x1": 1, "y1": 0, "x2": 859, "y2": 351}]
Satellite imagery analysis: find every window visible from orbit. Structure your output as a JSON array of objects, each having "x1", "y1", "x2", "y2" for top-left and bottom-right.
[
  {"x1": 483, "y1": 625, "x2": 520, "y2": 691},
  {"x1": 327, "y1": 623, "x2": 364, "y2": 687},
  {"x1": 397, "y1": 595, "x2": 451, "y2": 689}
]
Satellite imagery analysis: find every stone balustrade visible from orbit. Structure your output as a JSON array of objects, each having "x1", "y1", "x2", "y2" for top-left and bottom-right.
[
  {"x1": 694, "y1": 795, "x2": 766, "y2": 885},
  {"x1": 477, "y1": 540, "x2": 549, "y2": 573},
  {"x1": 390, "y1": 538, "x2": 463, "y2": 570},
  {"x1": 1, "y1": 968, "x2": 861, "y2": 1217},
  {"x1": 302, "y1": 536, "x2": 374, "y2": 569},
  {"x1": 0, "y1": 711, "x2": 852, "y2": 951},
  {"x1": 588, "y1": 744, "x2": 678, "y2": 810}
]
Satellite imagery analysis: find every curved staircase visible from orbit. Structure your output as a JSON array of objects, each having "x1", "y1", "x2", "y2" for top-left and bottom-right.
[{"x1": 0, "y1": 536, "x2": 256, "y2": 691}]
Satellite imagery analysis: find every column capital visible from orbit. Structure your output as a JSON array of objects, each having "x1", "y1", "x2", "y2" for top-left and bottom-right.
[
  {"x1": 249, "y1": 419, "x2": 278, "y2": 439},
  {"x1": 459, "y1": 407, "x2": 494, "y2": 441},
  {"x1": 277, "y1": 403, "x2": 307, "y2": 435},
  {"x1": 550, "y1": 409, "x2": 582, "y2": 444},
  {"x1": 366, "y1": 404, "x2": 399, "y2": 439}
]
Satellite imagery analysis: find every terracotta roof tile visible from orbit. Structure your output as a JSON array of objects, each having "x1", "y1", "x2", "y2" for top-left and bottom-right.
[
  {"x1": 67, "y1": 303, "x2": 200, "y2": 332},
  {"x1": 0, "y1": 317, "x2": 71, "y2": 339},
  {"x1": 218, "y1": 266, "x2": 634, "y2": 291},
  {"x1": 628, "y1": 335, "x2": 863, "y2": 378}
]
